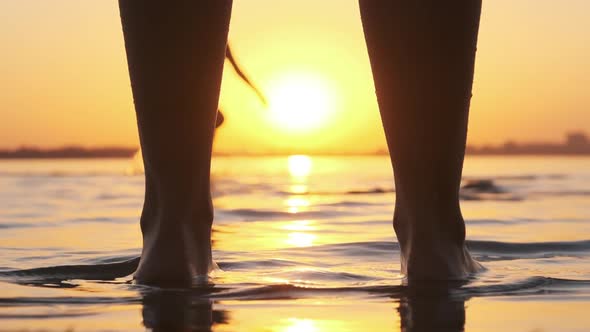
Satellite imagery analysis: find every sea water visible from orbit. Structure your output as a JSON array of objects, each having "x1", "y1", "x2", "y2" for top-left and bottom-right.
[{"x1": 0, "y1": 156, "x2": 589, "y2": 331}]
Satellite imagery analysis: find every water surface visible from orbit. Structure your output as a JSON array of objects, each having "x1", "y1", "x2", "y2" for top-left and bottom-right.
[{"x1": 1, "y1": 156, "x2": 589, "y2": 331}]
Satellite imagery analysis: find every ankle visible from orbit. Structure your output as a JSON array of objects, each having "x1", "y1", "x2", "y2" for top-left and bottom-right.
[
  {"x1": 140, "y1": 195, "x2": 214, "y2": 238},
  {"x1": 393, "y1": 204, "x2": 466, "y2": 247}
]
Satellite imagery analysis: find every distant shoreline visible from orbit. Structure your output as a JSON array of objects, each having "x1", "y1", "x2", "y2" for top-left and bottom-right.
[
  {"x1": 2, "y1": 132, "x2": 590, "y2": 158},
  {"x1": 0, "y1": 147, "x2": 137, "y2": 159},
  {"x1": 1, "y1": 150, "x2": 590, "y2": 159}
]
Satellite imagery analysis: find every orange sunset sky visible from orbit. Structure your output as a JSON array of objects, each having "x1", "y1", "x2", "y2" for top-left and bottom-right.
[{"x1": 0, "y1": 0, "x2": 588, "y2": 154}]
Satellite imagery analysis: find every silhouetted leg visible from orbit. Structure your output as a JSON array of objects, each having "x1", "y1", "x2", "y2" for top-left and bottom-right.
[
  {"x1": 398, "y1": 283, "x2": 467, "y2": 332},
  {"x1": 119, "y1": 0, "x2": 232, "y2": 286},
  {"x1": 359, "y1": 0, "x2": 483, "y2": 280},
  {"x1": 142, "y1": 291, "x2": 229, "y2": 331}
]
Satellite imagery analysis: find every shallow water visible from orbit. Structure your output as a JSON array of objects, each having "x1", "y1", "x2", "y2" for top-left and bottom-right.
[{"x1": 0, "y1": 156, "x2": 589, "y2": 331}]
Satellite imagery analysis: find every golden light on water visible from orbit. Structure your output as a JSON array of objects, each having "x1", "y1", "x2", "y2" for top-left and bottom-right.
[
  {"x1": 268, "y1": 74, "x2": 336, "y2": 132},
  {"x1": 282, "y1": 220, "x2": 315, "y2": 232},
  {"x1": 288, "y1": 155, "x2": 313, "y2": 178},
  {"x1": 286, "y1": 232, "x2": 317, "y2": 247},
  {"x1": 284, "y1": 220, "x2": 317, "y2": 247},
  {"x1": 283, "y1": 318, "x2": 318, "y2": 332},
  {"x1": 284, "y1": 155, "x2": 315, "y2": 245},
  {"x1": 286, "y1": 155, "x2": 312, "y2": 212},
  {"x1": 289, "y1": 184, "x2": 309, "y2": 194},
  {"x1": 285, "y1": 197, "x2": 310, "y2": 213}
]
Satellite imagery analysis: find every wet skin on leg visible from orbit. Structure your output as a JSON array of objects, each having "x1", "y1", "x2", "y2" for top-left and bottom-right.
[
  {"x1": 359, "y1": 0, "x2": 484, "y2": 280},
  {"x1": 119, "y1": 0, "x2": 232, "y2": 286}
]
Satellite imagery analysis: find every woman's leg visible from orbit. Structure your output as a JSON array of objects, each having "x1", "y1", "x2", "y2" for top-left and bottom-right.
[
  {"x1": 359, "y1": 0, "x2": 483, "y2": 280},
  {"x1": 119, "y1": 0, "x2": 232, "y2": 286}
]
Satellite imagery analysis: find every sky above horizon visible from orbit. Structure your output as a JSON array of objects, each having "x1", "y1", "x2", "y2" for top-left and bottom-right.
[{"x1": 0, "y1": 0, "x2": 588, "y2": 154}]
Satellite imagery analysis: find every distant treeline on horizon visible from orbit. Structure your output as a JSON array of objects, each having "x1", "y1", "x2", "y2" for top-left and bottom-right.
[
  {"x1": 465, "y1": 132, "x2": 590, "y2": 156},
  {"x1": 1, "y1": 132, "x2": 589, "y2": 158},
  {"x1": 0, "y1": 147, "x2": 137, "y2": 159}
]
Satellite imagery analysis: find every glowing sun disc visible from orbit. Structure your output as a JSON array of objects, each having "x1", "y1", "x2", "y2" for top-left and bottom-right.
[{"x1": 268, "y1": 74, "x2": 335, "y2": 132}]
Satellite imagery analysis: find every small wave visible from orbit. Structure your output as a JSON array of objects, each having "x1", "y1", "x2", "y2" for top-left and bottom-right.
[
  {"x1": 282, "y1": 239, "x2": 590, "y2": 261},
  {"x1": 0, "y1": 257, "x2": 140, "y2": 284},
  {"x1": 0, "y1": 310, "x2": 99, "y2": 319},
  {"x1": 218, "y1": 259, "x2": 304, "y2": 270},
  {"x1": 532, "y1": 190, "x2": 590, "y2": 197},
  {"x1": 207, "y1": 276, "x2": 590, "y2": 300},
  {"x1": 467, "y1": 239, "x2": 590, "y2": 254},
  {"x1": 460, "y1": 179, "x2": 523, "y2": 201},
  {"x1": 265, "y1": 269, "x2": 373, "y2": 283},
  {"x1": 463, "y1": 174, "x2": 567, "y2": 182},
  {"x1": 278, "y1": 187, "x2": 395, "y2": 196},
  {"x1": 0, "y1": 222, "x2": 40, "y2": 229},
  {"x1": 1, "y1": 276, "x2": 588, "y2": 305},
  {"x1": 2, "y1": 240, "x2": 589, "y2": 285},
  {"x1": 459, "y1": 277, "x2": 590, "y2": 297},
  {"x1": 346, "y1": 187, "x2": 394, "y2": 195},
  {"x1": 461, "y1": 179, "x2": 504, "y2": 193},
  {"x1": 221, "y1": 209, "x2": 342, "y2": 220},
  {"x1": 298, "y1": 241, "x2": 397, "y2": 258},
  {"x1": 463, "y1": 218, "x2": 589, "y2": 225},
  {"x1": 0, "y1": 295, "x2": 142, "y2": 305},
  {"x1": 278, "y1": 181, "x2": 519, "y2": 201},
  {"x1": 0, "y1": 217, "x2": 137, "y2": 230},
  {"x1": 460, "y1": 193, "x2": 522, "y2": 201},
  {"x1": 316, "y1": 201, "x2": 385, "y2": 208}
]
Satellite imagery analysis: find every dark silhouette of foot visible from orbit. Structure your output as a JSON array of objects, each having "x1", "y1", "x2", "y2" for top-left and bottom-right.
[
  {"x1": 394, "y1": 212, "x2": 483, "y2": 281},
  {"x1": 134, "y1": 213, "x2": 215, "y2": 287}
]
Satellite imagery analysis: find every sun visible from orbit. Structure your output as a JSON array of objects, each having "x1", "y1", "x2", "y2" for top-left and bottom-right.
[{"x1": 267, "y1": 73, "x2": 336, "y2": 132}]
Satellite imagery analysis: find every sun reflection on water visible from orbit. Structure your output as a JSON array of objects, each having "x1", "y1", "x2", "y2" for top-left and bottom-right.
[
  {"x1": 289, "y1": 184, "x2": 309, "y2": 194},
  {"x1": 282, "y1": 220, "x2": 315, "y2": 231},
  {"x1": 286, "y1": 155, "x2": 312, "y2": 214},
  {"x1": 286, "y1": 232, "x2": 317, "y2": 247},
  {"x1": 285, "y1": 197, "x2": 310, "y2": 213},
  {"x1": 288, "y1": 155, "x2": 313, "y2": 178},
  {"x1": 283, "y1": 318, "x2": 318, "y2": 332}
]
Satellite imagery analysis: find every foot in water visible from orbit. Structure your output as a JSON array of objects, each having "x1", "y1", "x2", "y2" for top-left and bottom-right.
[
  {"x1": 134, "y1": 208, "x2": 216, "y2": 287},
  {"x1": 394, "y1": 209, "x2": 484, "y2": 281}
]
